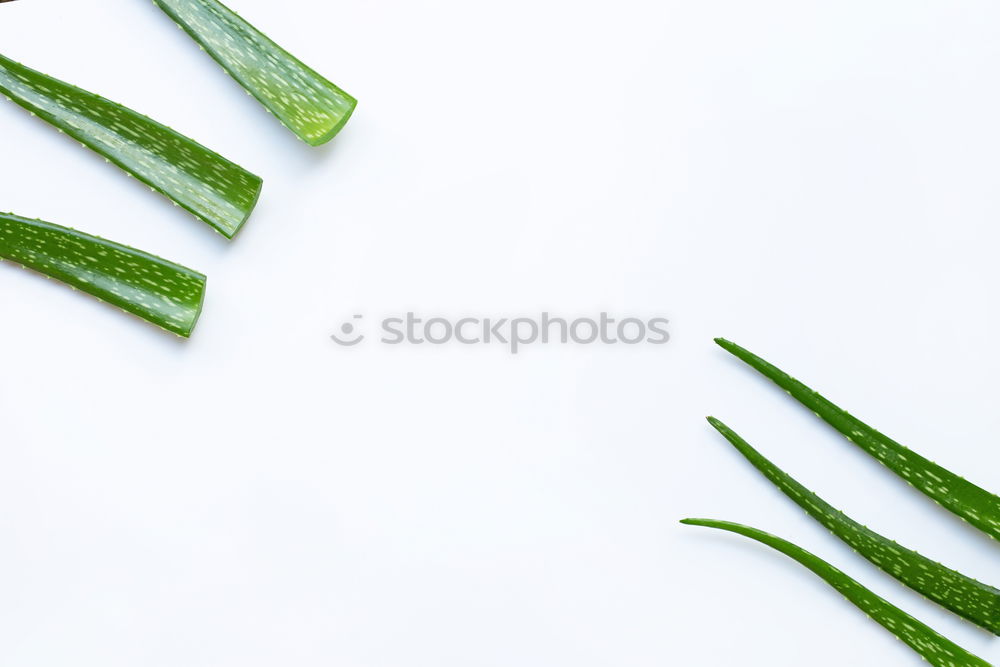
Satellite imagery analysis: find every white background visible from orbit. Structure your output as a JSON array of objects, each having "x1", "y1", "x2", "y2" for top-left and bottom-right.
[{"x1": 2, "y1": 1, "x2": 1000, "y2": 665}]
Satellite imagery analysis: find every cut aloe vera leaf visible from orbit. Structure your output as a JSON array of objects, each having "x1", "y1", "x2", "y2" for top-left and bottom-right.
[
  {"x1": 0, "y1": 54, "x2": 262, "y2": 238},
  {"x1": 681, "y1": 519, "x2": 991, "y2": 667},
  {"x1": 716, "y1": 338, "x2": 1000, "y2": 543},
  {"x1": 707, "y1": 417, "x2": 1000, "y2": 634},
  {"x1": 153, "y1": 0, "x2": 357, "y2": 146},
  {"x1": 0, "y1": 212, "x2": 206, "y2": 336}
]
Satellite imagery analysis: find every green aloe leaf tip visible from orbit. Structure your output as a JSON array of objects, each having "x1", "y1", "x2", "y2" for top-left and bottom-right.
[
  {"x1": 681, "y1": 518, "x2": 991, "y2": 667},
  {"x1": 706, "y1": 416, "x2": 1000, "y2": 634},
  {"x1": 715, "y1": 337, "x2": 1000, "y2": 543}
]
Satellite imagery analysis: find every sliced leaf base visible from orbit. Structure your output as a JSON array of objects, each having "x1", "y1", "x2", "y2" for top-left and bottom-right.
[
  {"x1": 0, "y1": 53, "x2": 262, "y2": 238},
  {"x1": 0, "y1": 212, "x2": 206, "y2": 336},
  {"x1": 153, "y1": 0, "x2": 357, "y2": 146}
]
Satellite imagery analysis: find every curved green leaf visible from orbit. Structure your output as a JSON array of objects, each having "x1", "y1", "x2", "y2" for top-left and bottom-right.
[
  {"x1": 0, "y1": 54, "x2": 262, "y2": 238},
  {"x1": 716, "y1": 338, "x2": 1000, "y2": 543},
  {"x1": 153, "y1": 0, "x2": 357, "y2": 146},
  {"x1": 681, "y1": 518, "x2": 991, "y2": 667},
  {"x1": 0, "y1": 212, "x2": 206, "y2": 336},
  {"x1": 707, "y1": 417, "x2": 1000, "y2": 634}
]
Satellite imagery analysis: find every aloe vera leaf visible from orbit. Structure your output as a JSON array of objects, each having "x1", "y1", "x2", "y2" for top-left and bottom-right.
[
  {"x1": 716, "y1": 338, "x2": 1000, "y2": 543},
  {"x1": 0, "y1": 54, "x2": 262, "y2": 238},
  {"x1": 152, "y1": 0, "x2": 357, "y2": 146},
  {"x1": 681, "y1": 519, "x2": 991, "y2": 667},
  {"x1": 0, "y1": 213, "x2": 206, "y2": 337},
  {"x1": 707, "y1": 417, "x2": 1000, "y2": 634}
]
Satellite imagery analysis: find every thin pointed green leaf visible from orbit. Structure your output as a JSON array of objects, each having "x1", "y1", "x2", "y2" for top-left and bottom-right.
[
  {"x1": 153, "y1": 0, "x2": 357, "y2": 146},
  {"x1": 0, "y1": 54, "x2": 262, "y2": 238},
  {"x1": 681, "y1": 518, "x2": 991, "y2": 667},
  {"x1": 0, "y1": 212, "x2": 206, "y2": 337},
  {"x1": 716, "y1": 338, "x2": 1000, "y2": 543},
  {"x1": 707, "y1": 417, "x2": 1000, "y2": 634}
]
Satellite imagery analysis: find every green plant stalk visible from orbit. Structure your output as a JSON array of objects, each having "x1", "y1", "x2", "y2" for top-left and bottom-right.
[
  {"x1": 716, "y1": 338, "x2": 1000, "y2": 543},
  {"x1": 0, "y1": 213, "x2": 206, "y2": 336},
  {"x1": 707, "y1": 417, "x2": 1000, "y2": 634},
  {"x1": 0, "y1": 54, "x2": 262, "y2": 238},
  {"x1": 153, "y1": 0, "x2": 357, "y2": 146},
  {"x1": 681, "y1": 519, "x2": 991, "y2": 667}
]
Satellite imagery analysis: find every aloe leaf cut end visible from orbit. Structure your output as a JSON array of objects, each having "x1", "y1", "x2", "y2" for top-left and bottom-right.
[
  {"x1": 0, "y1": 213, "x2": 206, "y2": 337},
  {"x1": 714, "y1": 337, "x2": 1000, "y2": 543},
  {"x1": 681, "y1": 518, "x2": 991, "y2": 667},
  {"x1": 0, "y1": 53, "x2": 263, "y2": 238},
  {"x1": 153, "y1": 0, "x2": 357, "y2": 146},
  {"x1": 705, "y1": 416, "x2": 1000, "y2": 634}
]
